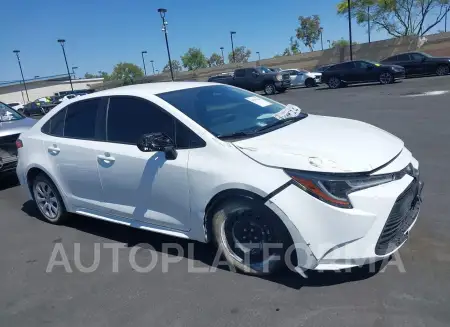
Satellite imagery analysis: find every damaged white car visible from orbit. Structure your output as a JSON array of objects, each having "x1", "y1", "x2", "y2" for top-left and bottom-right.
[
  {"x1": 16, "y1": 83, "x2": 423, "y2": 276},
  {"x1": 282, "y1": 69, "x2": 322, "y2": 88}
]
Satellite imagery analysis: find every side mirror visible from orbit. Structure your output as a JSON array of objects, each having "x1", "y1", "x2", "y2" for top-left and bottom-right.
[{"x1": 137, "y1": 132, "x2": 178, "y2": 160}]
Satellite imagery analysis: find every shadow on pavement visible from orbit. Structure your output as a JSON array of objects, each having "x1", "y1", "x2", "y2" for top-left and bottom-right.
[
  {"x1": 315, "y1": 80, "x2": 404, "y2": 91},
  {"x1": 0, "y1": 173, "x2": 20, "y2": 191},
  {"x1": 22, "y1": 200, "x2": 384, "y2": 290}
]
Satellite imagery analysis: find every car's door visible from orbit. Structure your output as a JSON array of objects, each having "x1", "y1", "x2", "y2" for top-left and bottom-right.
[
  {"x1": 410, "y1": 52, "x2": 433, "y2": 75},
  {"x1": 291, "y1": 70, "x2": 305, "y2": 86},
  {"x1": 337, "y1": 62, "x2": 357, "y2": 82},
  {"x1": 41, "y1": 98, "x2": 106, "y2": 213},
  {"x1": 353, "y1": 61, "x2": 378, "y2": 82},
  {"x1": 233, "y1": 69, "x2": 247, "y2": 89},
  {"x1": 95, "y1": 95, "x2": 191, "y2": 231},
  {"x1": 396, "y1": 53, "x2": 417, "y2": 75}
]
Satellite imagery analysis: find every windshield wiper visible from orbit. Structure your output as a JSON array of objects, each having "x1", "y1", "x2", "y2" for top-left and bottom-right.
[
  {"x1": 217, "y1": 131, "x2": 255, "y2": 140},
  {"x1": 255, "y1": 114, "x2": 306, "y2": 133}
]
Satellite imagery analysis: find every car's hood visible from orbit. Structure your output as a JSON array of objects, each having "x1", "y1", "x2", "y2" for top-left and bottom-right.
[
  {"x1": 307, "y1": 72, "x2": 322, "y2": 78},
  {"x1": 0, "y1": 117, "x2": 36, "y2": 137},
  {"x1": 233, "y1": 115, "x2": 404, "y2": 173}
]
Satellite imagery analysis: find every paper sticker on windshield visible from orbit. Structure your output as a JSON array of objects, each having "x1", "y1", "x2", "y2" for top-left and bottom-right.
[
  {"x1": 273, "y1": 104, "x2": 302, "y2": 120},
  {"x1": 245, "y1": 96, "x2": 272, "y2": 107}
]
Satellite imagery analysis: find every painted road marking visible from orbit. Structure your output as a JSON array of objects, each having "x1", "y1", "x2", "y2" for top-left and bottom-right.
[{"x1": 403, "y1": 90, "x2": 449, "y2": 97}]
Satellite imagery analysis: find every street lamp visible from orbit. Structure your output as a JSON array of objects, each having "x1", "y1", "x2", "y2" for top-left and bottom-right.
[
  {"x1": 150, "y1": 60, "x2": 155, "y2": 74},
  {"x1": 156, "y1": 69, "x2": 160, "y2": 74},
  {"x1": 141, "y1": 51, "x2": 148, "y2": 75},
  {"x1": 319, "y1": 27, "x2": 324, "y2": 51},
  {"x1": 220, "y1": 47, "x2": 225, "y2": 65},
  {"x1": 445, "y1": 6, "x2": 448, "y2": 33},
  {"x1": 72, "y1": 66, "x2": 78, "y2": 79},
  {"x1": 12, "y1": 50, "x2": 29, "y2": 103},
  {"x1": 230, "y1": 31, "x2": 236, "y2": 63},
  {"x1": 347, "y1": 0, "x2": 354, "y2": 61},
  {"x1": 57, "y1": 39, "x2": 74, "y2": 92},
  {"x1": 367, "y1": 6, "x2": 371, "y2": 43},
  {"x1": 158, "y1": 8, "x2": 174, "y2": 81},
  {"x1": 256, "y1": 51, "x2": 261, "y2": 61}
]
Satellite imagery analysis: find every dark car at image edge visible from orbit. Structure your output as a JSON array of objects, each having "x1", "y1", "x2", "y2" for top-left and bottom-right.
[
  {"x1": 321, "y1": 60, "x2": 406, "y2": 89},
  {"x1": 208, "y1": 66, "x2": 291, "y2": 95},
  {"x1": 380, "y1": 51, "x2": 450, "y2": 77}
]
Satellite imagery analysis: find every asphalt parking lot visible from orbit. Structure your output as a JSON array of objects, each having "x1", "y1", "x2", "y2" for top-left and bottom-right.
[{"x1": 1, "y1": 76, "x2": 450, "y2": 327}]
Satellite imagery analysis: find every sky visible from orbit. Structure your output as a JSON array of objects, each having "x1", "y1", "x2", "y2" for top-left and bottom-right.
[{"x1": 0, "y1": 0, "x2": 446, "y2": 82}]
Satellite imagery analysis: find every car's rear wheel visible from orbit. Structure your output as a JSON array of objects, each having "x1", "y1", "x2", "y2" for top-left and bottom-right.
[
  {"x1": 32, "y1": 173, "x2": 69, "y2": 224},
  {"x1": 379, "y1": 72, "x2": 393, "y2": 84},
  {"x1": 327, "y1": 76, "x2": 341, "y2": 89},
  {"x1": 305, "y1": 78, "x2": 315, "y2": 88},
  {"x1": 211, "y1": 198, "x2": 291, "y2": 276},
  {"x1": 264, "y1": 83, "x2": 276, "y2": 95},
  {"x1": 436, "y1": 65, "x2": 449, "y2": 76}
]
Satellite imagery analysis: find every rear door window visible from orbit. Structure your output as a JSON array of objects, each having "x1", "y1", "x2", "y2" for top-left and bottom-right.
[
  {"x1": 64, "y1": 99, "x2": 101, "y2": 140},
  {"x1": 397, "y1": 54, "x2": 411, "y2": 61},
  {"x1": 234, "y1": 69, "x2": 246, "y2": 77}
]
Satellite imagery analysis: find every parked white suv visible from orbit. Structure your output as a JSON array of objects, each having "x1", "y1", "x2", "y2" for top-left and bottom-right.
[{"x1": 16, "y1": 82, "x2": 423, "y2": 276}]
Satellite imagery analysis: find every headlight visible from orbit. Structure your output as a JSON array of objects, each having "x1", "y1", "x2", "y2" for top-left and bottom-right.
[
  {"x1": 275, "y1": 74, "x2": 283, "y2": 81},
  {"x1": 285, "y1": 164, "x2": 413, "y2": 209}
]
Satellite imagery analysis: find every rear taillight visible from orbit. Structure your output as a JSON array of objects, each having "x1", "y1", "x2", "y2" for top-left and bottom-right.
[{"x1": 16, "y1": 139, "x2": 23, "y2": 149}]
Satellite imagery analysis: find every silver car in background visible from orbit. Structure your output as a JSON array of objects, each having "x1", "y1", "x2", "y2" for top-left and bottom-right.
[{"x1": 0, "y1": 102, "x2": 36, "y2": 174}]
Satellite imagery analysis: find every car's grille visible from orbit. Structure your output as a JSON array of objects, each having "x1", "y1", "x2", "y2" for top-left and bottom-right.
[{"x1": 375, "y1": 179, "x2": 421, "y2": 255}]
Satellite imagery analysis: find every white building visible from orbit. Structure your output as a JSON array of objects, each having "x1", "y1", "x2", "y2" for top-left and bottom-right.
[{"x1": 0, "y1": 75, "x2": 103, "y2": 104}]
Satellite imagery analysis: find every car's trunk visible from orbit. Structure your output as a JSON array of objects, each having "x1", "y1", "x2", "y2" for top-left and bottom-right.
[{"x1": 0, "y1": 133, "x2": 20, "y2": 172}]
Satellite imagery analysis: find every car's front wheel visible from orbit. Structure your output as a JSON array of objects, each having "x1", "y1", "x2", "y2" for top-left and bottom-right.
[
  {"x1": 379, "y1": 72, "x2": 394, "y2": 84},
  {"x1": 264, "y1": 83, "x2": 276, "y2": 95},
  {"x1": 32, "y1": 173, "x2": 69, "y2": 224},
  {"x1": 436, "y1": 65, "x2": 449, "y2": 76},
  {"x1": 211, "y1": 197, "x2": 291, "y2": 276},
  {"x1": 327, "y1": 76, "x2": 341, "y2": 89},
  {"x1": 305, "y1": 78, "x2": 315, "y2": 88}
]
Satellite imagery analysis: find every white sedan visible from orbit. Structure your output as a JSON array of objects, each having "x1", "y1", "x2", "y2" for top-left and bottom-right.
[
  {"x1": 283, "y1": 69, "x2": 322, "y2": 88},
  {"x1": 16, "y1": 82, "x2": 423, "y2": 276}
]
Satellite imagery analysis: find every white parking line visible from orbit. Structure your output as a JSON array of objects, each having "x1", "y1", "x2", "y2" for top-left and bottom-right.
[{"x1": 403, "y1": 90, "x2": 449, "y2": 97}]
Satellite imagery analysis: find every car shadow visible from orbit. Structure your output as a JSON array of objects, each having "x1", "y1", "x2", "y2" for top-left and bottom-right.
[
  {"x1": 21, "y1": 200, "x2": 385, "y2": 290},
  {"x1": 315, "y1": 80, "x2": 403, "y2": 91},
  {"x1": 0, "y1": 172, "x2": 20, "y2": 191}
]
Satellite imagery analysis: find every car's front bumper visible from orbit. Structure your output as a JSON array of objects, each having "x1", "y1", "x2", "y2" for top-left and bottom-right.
[
  {"x1": 266, "y1": 152, "x2": 422, "y2": 271},
  {"x1": 275, "y1": 80, "x2": 291, "y2": 89},
  {"x1": 394, "y1": 70, "x2": 406, "y2": 79}
]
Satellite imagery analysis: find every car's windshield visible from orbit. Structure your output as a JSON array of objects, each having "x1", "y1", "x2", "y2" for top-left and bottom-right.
[
  {"x1": 257, "y1": 66, "x2": 273, "y2": 74},
  {"x1": 157, "y1": 85, "x2": 306, "y2": 138},
  {"x1": 0, "y1": 102, "x2": 24, "y2": 122}
]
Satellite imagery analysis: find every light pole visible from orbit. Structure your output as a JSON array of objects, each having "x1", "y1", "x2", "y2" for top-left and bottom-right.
[
  {"x1": 141, "y1": 51, "x2": 148, "y2": 75},
  {"x1": 156, "y1": 69, "x2": 160, "y2": 74},
  {"x1": 256, "y1": 51, "x2": 261, "y2": 61},
  {"x1": 220, "y1": 47, "x2": 225, "y2": 65},
  {"x1": 445, "y1": 6, "x2": 448, "y2": 33},
  {"x1": 230, "y1": 31, "x2": 236, "y2": 63},
  {"x1": 12, "y1": 50, "x2": 29, "y2": 103},
  {"x1": 57, "y1": 39, "x2": 74, "y2": 92},
  {"x1": 150, "y1": 60, "x2": 155, "y2": 74},
  {"x1": 327, "y1": 39, "x2": 331, "y2": 49},
  {"x1": 368, "y1": 6, "x2": 371, "y2": 43},
  {"x1": 72, "y1": 66, "x2": 78, "y2": 79},
  {"x1": 319, "y1": 27, "x2": 324, "y2": 50},
  {"x1": 347, "y1": 0, "x2": 353, "y2": 61},
  {"x1": 158, "y1": 8, "x2": 174, "y2": 81}
]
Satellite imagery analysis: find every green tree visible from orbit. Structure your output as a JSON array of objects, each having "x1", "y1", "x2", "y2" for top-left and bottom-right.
[
  {"x1": 337, "y1": 0, "x2": 450, "y2": 37},
  {"x1": 84, "y1": 73, "x2": 95, "y2": 78},
  {"x1": 163, "y1": 60, "x2": 182, "y2": 73},
  {"x1": 84, "y1": 71, "x2": 110, "y2": 80},
  {"x1": 181, "y1": 48, "x2": 208, "y2": 71},
  {"x1": 208, "y1": 53, "x2": 224, "y2": 67},
  {"x1": 228, "y1": 46, "x2": 252, "y2": 63},
  {"x1": 331, "y1": 38, "x2": 359, "y2": 48},
  {"x1": 109, "y1": 62, "x2": 144, "y2": 84},
  {"x1": 289, "y1": 36, "x2": 301, "y2": 54},
  {"x1": 296, "y1": 15, "x2": 322, "y2": 51}
]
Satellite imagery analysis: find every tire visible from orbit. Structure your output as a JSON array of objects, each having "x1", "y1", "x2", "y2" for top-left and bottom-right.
[
  {"x1": 379, "y1": 72, "x2": 394, "y2": 84},
  {"x1": 264, "y1": 83, "x2": 276, "y2": 95},
  {"x1": 327, "y1": 76, "x2": 341, "y2": 89},
  {"x1": 211, "y1": 197, "x2": 291, "y2": 276},
  {"x1": 32, "y1": 173, "x2": 69, "y2": 224},
  {"x1": 305, "y1": 78, "x2": 315, "y2": 88},
  {"x1": 277, "y1": 88, "x2": 287, "y2": 93},
  {"x1": 436, "y1": 65, "x2": 449, "y2": 76}
]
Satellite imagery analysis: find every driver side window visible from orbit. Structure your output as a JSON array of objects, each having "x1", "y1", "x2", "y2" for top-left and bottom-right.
[{"x1": 410, "y1": 53, "x2": 424, "y2": 61}]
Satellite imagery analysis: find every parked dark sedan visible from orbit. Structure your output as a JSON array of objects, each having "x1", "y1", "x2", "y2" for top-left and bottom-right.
[
  {"x1": 321, "y1": 60, "x2": 406, "y2": 89},
  {"x1": 380, "y1": 51, "x2": 450, "y2": 77}
]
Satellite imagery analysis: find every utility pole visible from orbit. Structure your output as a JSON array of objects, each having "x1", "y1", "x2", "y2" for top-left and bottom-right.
[{"x1": 13, "y1": 50, "x2": 29, "y2": 103}]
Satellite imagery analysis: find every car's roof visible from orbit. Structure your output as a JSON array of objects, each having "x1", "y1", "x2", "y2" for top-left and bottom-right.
[{"x1": 91, "y1": 82, "x2": 215, "y2": 98}]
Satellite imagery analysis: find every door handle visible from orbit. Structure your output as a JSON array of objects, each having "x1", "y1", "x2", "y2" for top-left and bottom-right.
[
  {"x1": 97, "y1": 154, "x2": 115, "y2": 164},
  {"x1": 48, "y1": 146, "x2": 60, "y2": 155}
]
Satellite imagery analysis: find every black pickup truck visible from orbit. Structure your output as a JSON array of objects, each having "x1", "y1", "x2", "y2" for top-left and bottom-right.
[{"x1": 208, "y1": 66, "x2": 291, "y2": 95}]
